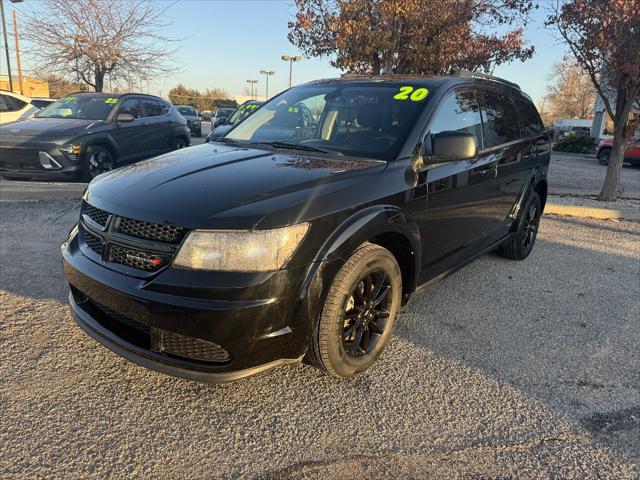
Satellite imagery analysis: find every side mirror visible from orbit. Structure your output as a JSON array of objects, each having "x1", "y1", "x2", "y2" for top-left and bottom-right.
[
  {"x1": 116, "y1": 113, "x2": 135, "y2": 123},
  {"x1": 429, "y1": 131, "x2": 477, "y2": 164}
]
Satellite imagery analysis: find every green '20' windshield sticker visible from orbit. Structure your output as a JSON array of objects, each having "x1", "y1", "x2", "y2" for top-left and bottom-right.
[{"x1": 393, "y1": 86, "x2": 429, "y2": 101}]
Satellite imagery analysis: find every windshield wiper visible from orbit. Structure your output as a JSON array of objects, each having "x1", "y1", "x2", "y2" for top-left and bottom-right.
[{"x1": 254, "y1": 141, "x2": 343, "y2": 156}]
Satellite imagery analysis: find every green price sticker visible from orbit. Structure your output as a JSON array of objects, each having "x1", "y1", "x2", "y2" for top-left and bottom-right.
[
  {"x1": 393, "y1": 86, "x2": 429, "y2": 101},
  {"x1": 105, "y1": 98, "x2": 118, "y2": 104},
  {"x1": 287, "y1": 107, "x2": 299, "y2": 113}
]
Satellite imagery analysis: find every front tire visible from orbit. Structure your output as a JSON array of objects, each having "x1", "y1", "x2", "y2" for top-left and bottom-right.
[
  {"x1": 83, "y1": 145, "x2": 115, "y2": 181},
  {"x1": 171, "y1": 137, "x2": 188, "y2": 150},
  {"x1": 308, "y1": 243, "x2": 402, "y2": 378},
  {"x1": 497, "y1": 191, "x2": 542, "y2": 261},
  {"x1": 598, "y1": 148, "x2": 611, "y2": 166}
]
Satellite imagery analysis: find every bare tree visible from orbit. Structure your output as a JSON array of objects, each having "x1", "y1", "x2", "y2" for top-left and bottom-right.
[
  {"x1": 22, "y1": 0, "x2": 179, "y2": 92},
  {"x1": 544, "y1": 60, "x2": 595, "y2": 121},
  {"x1": 547, "y1": 0, "x2": 640, "y2": 201}
]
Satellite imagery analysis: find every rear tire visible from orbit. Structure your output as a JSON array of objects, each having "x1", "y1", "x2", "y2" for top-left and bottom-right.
[
  {"x1": 195, "y1": 129, "x2": 202, "y2": 138},
  {"x1": 497, "y1": 191, "x2": 542, "y2": 261},
  {"x1": 307, "y1": 242, "x2": 402, "y2": 378},
  {"x1": 171, "y1": 137, "x2": 188, "y2": 150},
  {"x1": 598, "y1": 148, "x2": 611, "y2": 166}
]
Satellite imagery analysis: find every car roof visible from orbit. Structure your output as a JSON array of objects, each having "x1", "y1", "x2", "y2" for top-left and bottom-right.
[
  {"x1": 0, "y1": 89, "x2": 31, "y2": 101},
  {"x1": 66, "y1": 92, "x2": 167, "y2": 101}
]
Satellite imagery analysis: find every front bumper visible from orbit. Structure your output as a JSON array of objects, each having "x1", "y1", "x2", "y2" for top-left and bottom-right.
[
  {"x1": 0, "y1": 141, "x2": 81, "y2": 179},
  {"x1": 62, "y1": 233, "x2": 313, "y2": 382}
]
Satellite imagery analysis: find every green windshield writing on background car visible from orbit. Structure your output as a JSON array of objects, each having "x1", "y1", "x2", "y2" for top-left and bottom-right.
[
  {"x1": 227, "y1": 104, "x2": 261, "y2": 125},
  {"x1": 225, "y1": 84, "x2": 434, "y2": 161},
  {"x1": 36, "y1": 96, "x2": 116, "y2": 120}
]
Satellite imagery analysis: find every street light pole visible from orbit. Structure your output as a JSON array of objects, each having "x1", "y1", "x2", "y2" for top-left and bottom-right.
[
  {"x1": 281, "y1": 55, "x2": 302, "y2": 88},
  {"x1": 12, "y1": 9, "x2": 22, "y2": 95},
  {"x1": 246, "y1": 79, "x2": 258, "y2": 100},
  {"x1": 0, "y1": 0, "x2": 13, "y2": 92},
  {"x1": 259, "y1": 70, "x2": 275, "y2": 99}
]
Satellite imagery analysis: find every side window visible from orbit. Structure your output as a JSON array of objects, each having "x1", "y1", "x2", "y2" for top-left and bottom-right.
[
  {"x1": 514, "y1": 96, "x2": 545, "y2": 137},
  {"x1": 142, "y1": 99, "x2": 166, "y2": 117},
  {"x1": 118, "y1": 98, "x2": 142, "y2": 118},
  {"x1": 429, "y1": 91, "x2": 483, "y2": 148},
  {"x1": 0, "y1": 94, "x2": 26, "y2": 112},
  {"x1": 0, "y1": 95, "x2": 9, "y2": 112},
  {"x1": 478, "y1": 90, "x2": 521, "y2": 147}
]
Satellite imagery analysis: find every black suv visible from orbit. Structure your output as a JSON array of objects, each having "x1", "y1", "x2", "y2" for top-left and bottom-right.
[
  {"x1": 0, "y1": 92, "x2": 190, "y2": 180},
  {"x1": 175, "y1": 105, "x2": 202, "y2": 137},
  {"x1": 62, "y1": 73, "x2": 550, "y2": 382}
]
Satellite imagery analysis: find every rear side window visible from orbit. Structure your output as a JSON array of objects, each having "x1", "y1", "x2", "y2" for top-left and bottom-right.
[
  {"x1": 0, "y1": 94, "x2": 27, "y2": 112},
  {"x1": 514, "y1": 96, "x2": 545, "y2": 137},
  {"x1": 478, "y1": 90, "x2": 521, "y2": 147},
  {"x1": 142, "y1": 99, "x2": 168, "y2": 117},
  {"x1": 429, "y1": 91, "x2": 483, "y2": 148},
  {"x1": 118, "y1": 99, "x2": 142, "y2": 118}
]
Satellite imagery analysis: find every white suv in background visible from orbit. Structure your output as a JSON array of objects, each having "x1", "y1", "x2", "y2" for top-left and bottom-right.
[{"x1": 0, "y1": 90, "x2": 41, "y2": 124}]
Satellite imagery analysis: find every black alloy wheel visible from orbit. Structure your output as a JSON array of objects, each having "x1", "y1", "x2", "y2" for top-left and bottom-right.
[
  {"x1": 497, "y1": 190, "x2": 542, "y2": 260},
  {"x1": 598, "y1": 148, "x2": 611, "y2": 166},
  {"x1": 342, "y1": 270, "x2": 392, "y2": 357},
  {"x1": 521, "y1": 203, "x2": 539, "y2": 250},
  {"x1": 86, "y1": 146, "x2": 115, "y2": 179},
  {"x1": 307, "y1": 242, "x2": 402, "y2": 378}
]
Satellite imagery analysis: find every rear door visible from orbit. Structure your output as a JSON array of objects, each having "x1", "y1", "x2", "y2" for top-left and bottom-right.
[
  {"x1": 417, "y1": 88, "x2": 506, "y2": 276},
  {"x1": 141, "y1": 98, "x2": 172, "y2": 154},
  {"x1": 476, "y1": 88, "x2": 529, "y2": 234}
]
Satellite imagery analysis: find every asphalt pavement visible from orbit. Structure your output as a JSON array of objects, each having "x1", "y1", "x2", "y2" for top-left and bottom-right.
[{"x1": 1, "y1": 199, "x2": 638, "y2": 478}]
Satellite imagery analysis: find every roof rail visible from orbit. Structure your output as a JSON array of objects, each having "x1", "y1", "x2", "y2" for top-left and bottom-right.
[{"x1": 452, "y1": 70, "x2": 520, "y2": 90}]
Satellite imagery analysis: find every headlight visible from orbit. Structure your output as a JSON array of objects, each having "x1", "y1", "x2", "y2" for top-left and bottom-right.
[
  {"x1": 173, "y1": 223, "x2": 309, "y2": 271},
  {"x1": 59, "y1": 143, "x2": 81, "y2": 160}
]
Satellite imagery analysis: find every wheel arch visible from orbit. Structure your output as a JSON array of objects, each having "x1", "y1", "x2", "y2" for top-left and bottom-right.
[
  {"x1": 298, "y1": 205, "x2": 421, "y2": 304},
  {"x1": 85, "y1": 137, "x2": 119, "y2": 161}
]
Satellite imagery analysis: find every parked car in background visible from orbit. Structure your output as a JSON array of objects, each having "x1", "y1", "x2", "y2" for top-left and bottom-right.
[
  {"x1": 597, "y1": 135, "x2": 640, "y2": 166},
  {"x1": 212, "y1": 107, "x2": 234, "y2": 127},
  {"x1": 563, "y1": 125, "x2": 591, "y2": 137},
  {"x1": 30, "y1": 97, "x2": 57, "y2": 109},
  {"x1": 0, "y1": 92, "x2": 190, "y2": 180},
  {"x1": 175, "y1": 105, "x2": 202, "y2": 137},
  {"x1": 0, "y1": 90, "x2": 40, "y2": 124},
  {"x1": 206, "y1": 100, "x2": 264, "y2": 142},
  {"x1": 200, "y1": 111, "x2": 212, "y2": 121},
  {"x1": 62, "y1": 73, "x2": 550, "y2": 383}
]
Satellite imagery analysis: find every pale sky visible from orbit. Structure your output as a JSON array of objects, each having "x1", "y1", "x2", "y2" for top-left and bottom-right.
[{"x1": 4, "y1": 0, "x2": 568, "y2": 105}]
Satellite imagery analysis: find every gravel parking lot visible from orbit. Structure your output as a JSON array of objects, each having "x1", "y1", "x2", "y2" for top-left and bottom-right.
[{"x1": 1, "y1": 200, "x2": 639, "y2": 479}]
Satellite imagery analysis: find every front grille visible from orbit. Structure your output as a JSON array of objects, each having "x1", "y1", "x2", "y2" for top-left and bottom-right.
[
  {"x1": 93, "y1": 301, "x2": 151, "y2": 336},
  {"x1": 117, "y1": 217, "x2": 186, "y2": 244},
  {"x1": 110, "y1": 244, "x2": 169, "y2": 271},
  {"x1": 84, "y1": 230, "x2": 104, "y2": 255},
  {"x1": 82, "y1": 202, "x2": 109, "y2": 226},
  {"x1": 79, "y1": 201, "x2": 186, "y2": 273},
  {"x1": 161, "y1": 331, "x2": 231, "y2": 363}
]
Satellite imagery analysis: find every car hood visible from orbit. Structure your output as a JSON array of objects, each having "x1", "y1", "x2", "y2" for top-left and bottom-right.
[
  {"x1": 0, "y1": 117, "x2": 101, "y2": 138},
  {"x1": 209, "y1": 125, "x2": 233, "y2": 139},
  {"x1": 86, "y1": 143, "x2": 387, "y2": 230}
]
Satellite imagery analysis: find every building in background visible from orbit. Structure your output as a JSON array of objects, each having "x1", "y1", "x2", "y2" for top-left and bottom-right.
[{"x1": 0, "y1": 75, "x2": 49, "y2": 98}]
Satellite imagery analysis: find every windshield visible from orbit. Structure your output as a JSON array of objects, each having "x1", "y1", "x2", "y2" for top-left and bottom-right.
[
  {"x1": 225, "y1": 83, "x2": 433, "y2": 160},
  {"x1": 227, "y1": 103, "x2": 261, "y2": 125},
  {"x1": 36, "y1": 95, "x2": 116, "y2": 120},
  {"x1": 178, "y1": 106, "x2": 197, "y2": 116}
]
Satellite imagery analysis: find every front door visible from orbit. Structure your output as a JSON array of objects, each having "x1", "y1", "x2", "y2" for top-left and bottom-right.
[
  {"x1": 110, "y1": 98, "x2": 148, "y2": 164},
  {"x1": 415, "y1": 89, "x2": 506, "y2": 279}
]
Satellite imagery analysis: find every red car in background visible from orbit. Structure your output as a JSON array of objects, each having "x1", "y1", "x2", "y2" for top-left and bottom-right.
[{"x1": 597, "y1": 136, "x2": 640, "y2": 166}]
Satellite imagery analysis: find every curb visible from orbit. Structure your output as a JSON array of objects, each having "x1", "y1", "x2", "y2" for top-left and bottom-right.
[{"x1": 545, "y1": 203, "x2": 639, "y2": 221}]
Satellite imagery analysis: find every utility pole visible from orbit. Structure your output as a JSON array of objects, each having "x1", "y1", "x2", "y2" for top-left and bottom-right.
[
  {"x1": 12, "y1": 9, "x2": 21, "y2": 94},
  {"x1": 259, "y1": 70, "x2": 275, "y2": 99},
  {"x1": 281, "y1": 55, "x2": 302, "y2": 88},
  {"x1": 0, "y1": 0, "x2": 13, "y2": 92}
]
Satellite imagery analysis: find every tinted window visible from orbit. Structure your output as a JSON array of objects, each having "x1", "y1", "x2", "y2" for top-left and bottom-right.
[
  {"x1": 429, "y1": 91, "x2": 483, "y2": 148},
  {"x1": 119, "y1": 99, "x2": 142, "y2": 118},
  {"x1": 514, "y1": 95, "x2": 545, "y2": 137},
  {"x1": 0, "y1": 95, "x2": 9, "y2": 112},
  {"x1": 177, "y1": 106, "x2": 197, "y2": 116},
  {"x1": 143, "y1": 99, "x2": 167, "y2": 117},
  {"x1": 478, "y1": 90, "x2": 521, "y2": 147}
]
